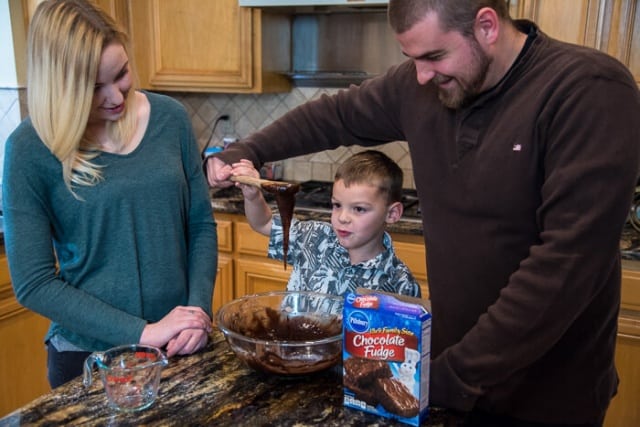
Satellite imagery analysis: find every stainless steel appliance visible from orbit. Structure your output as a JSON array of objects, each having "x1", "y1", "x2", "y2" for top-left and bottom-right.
[{"x1": 240, "y1": 0, "x2": 402, "y2": 86}]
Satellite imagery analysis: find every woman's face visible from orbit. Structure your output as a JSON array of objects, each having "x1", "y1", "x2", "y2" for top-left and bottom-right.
[{"x1": 88, "y1": 42, "x2": 132, "y2": 125}]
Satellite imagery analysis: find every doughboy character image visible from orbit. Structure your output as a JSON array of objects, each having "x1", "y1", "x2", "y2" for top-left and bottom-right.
[{"x1": 397, "y1": 348, "x2": 420, "y2": 390}]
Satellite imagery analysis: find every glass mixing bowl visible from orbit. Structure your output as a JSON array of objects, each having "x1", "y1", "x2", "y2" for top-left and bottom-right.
[{"x1": 216, "y1": 291, "x2": 344, "y2": 375}]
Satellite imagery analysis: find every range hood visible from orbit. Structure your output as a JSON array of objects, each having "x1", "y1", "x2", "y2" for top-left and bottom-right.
[
  {"x1": 239, "y1": 0, "x2": 387, "y2": 6},
  {"x1": 287, "y1": 10, "x2": 404, "y2": 87},
  {"x1": 240, "y1": 0, "x2": 401, "y2": 87}
]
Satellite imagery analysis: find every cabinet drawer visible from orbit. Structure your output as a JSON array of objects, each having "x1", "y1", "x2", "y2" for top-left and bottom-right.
[
  {"x1": 216, "y1": 219, "x2": 233, "y2": 253},
  {"x1": 622, "y1": 269, "x2": 640, "y2": 311},
  {"x1": 235, "y1": 222, "x2": 270, "y2": 256},
  {"x1": 235, "y1": 258, "x2": 290, "y2": 296}
]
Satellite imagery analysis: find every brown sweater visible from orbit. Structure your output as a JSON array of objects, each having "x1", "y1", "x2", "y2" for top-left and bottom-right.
[{"x1": 216, "y1": 21, "x2": 640, "y2": 423}]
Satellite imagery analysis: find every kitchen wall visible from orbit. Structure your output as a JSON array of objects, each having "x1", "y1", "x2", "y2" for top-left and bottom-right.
[{"x1": 171, "y1": 87, "x2": 415, "y2": 189}]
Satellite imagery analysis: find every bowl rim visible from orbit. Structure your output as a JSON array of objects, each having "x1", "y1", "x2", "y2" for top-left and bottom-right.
[{"x1": 216, "y1": 290, "x2": 344, "y2": 346}]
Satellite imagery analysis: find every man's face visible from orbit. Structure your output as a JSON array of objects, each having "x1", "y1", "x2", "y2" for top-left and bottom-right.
[{"x1": 395, "y1": 11, "x2": 491, "y2": 108}]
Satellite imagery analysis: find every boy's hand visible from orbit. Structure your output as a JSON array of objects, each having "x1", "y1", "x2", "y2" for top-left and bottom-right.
[{"x1": 231, "y1": 159, "x2": 262, "y2": 200}]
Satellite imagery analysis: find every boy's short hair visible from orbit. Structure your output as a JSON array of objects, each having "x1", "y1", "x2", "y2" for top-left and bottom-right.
[{"x1": 334, "y1": 150, "x2": 404, "y2": 204}]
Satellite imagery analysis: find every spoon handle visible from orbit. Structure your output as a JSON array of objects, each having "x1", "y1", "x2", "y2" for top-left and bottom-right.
[{"x1": 230, "y1": 175, "x2": 284, "y2": 188}]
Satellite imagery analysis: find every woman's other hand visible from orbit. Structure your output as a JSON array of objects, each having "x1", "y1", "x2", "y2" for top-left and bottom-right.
[
  {"x1": 165, "y1": 328, "x2": 209, "y2": 356},
  {"x1": 139, "y1": 305, "x2": 212, "y2": 353}
]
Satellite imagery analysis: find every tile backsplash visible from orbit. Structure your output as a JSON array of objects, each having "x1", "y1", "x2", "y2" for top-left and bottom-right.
[
  {"x1": 171, "y1": 87, "x2": 415, "y2": 189},
  {"x1": 0, "y1": 87, "x2": 415, "y2": 191}
]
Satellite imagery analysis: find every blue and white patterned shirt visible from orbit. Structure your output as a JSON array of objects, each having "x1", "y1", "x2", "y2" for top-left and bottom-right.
[{"x1": 268, "y1": 215, "x2": 422, "y2": 297}]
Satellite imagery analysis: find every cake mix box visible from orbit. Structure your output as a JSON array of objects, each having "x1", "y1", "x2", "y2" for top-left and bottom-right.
[{"x1": 342, "y1": 289, "x2": 431, "y2": 426}]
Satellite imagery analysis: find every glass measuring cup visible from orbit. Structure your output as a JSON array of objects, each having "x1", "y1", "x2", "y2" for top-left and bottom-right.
[{"x1": 83, "y1": 344, "x2": 168, "y2": 412}]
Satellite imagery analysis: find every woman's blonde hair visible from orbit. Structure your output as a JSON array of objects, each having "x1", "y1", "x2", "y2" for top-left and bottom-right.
[{"x1": 27, "y1": 0, "x2": 138, "y2": 195}]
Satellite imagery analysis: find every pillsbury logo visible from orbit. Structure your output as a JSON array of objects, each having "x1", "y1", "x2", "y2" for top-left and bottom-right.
[{"x1": 348, "y1": 311, "x2": 370, "y2": 333}]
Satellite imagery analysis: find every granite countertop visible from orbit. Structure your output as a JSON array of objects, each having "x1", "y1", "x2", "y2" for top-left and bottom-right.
[{"x1": 0, "y1": 331, "x2": 461, "y2": 426}]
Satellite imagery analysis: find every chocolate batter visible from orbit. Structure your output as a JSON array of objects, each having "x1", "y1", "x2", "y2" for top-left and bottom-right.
[{"x1": 262, "y1": 182, "x2": 300, "y2": 270}]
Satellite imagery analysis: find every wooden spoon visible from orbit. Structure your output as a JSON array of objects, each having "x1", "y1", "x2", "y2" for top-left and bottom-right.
[{"x1": 230, "y1": 176, "x2": 300, "y2": 194}]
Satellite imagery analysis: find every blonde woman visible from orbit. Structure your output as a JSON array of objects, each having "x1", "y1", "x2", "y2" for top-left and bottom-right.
[{"x1": 2, "y1": 0, "x2": 217, "y2": 388}]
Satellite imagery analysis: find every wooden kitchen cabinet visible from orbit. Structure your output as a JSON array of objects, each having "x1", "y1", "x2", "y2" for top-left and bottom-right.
[
  {"x1": 213, "y1": 213, "x2": 290, "y2": 302},
  {"x1": 0, "y1": 252, "x2": 50, "y2": 418},
  {"x1": 234, "y1": 221, "x2": 290, "y2": 296},
  {"x1": 236, "y1": 257, "x2": 291, "y2": 295},
  {"x1": 510, "y1": 0, "x2": 640, "y2": 84},
  {"x1": 91, "y1": 0, "x2": 129, "y2": 27},
  {"x1": 126, "y1": 0, "x2": 291, "y2": 93},
  {"x1": 605, "y1": 314, "x2": 640, "y2": 427},
  {"x1": 20, "y1": 1, "x2": 129, "y2": 27}
]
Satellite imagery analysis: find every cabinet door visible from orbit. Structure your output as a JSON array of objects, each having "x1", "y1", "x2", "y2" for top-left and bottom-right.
[
  {"x1": 212, "y1": 254, "x2": 234, "y2": 318},
  {"x1": 128, "y1": 0, "x2": 251, "y2": 91},
  {"x1": 233, "y1": 221, "x2": 290, "y2": 295},
  {"x1": 0, "y1": 255, "x2": 50, "y2": 417},
  {"x1": 0, "y1": 308, "x2": 50, "y2": 417},
  {"x1": 216, "y1": 218, "x2": 234, "y2": 253},
  {"x1": 391, "y1": 237, "x2": 429, "y2": 299},
  {"x1": 91, "y1": 0, "x2": 128, "y2": 26},
  {"x1": 621, "y1": 268, "x2": 640, "y2": 311},
  {"x1": 235, "y1": 221, "x2": 270, "y2": 257},
  {"x1": 235, "y1": 258, "x2": 291, "y2": 296},
  {"x1": 511, "y1": 0, "x2": 601, "y2": 46},
  {"x1": 510, "y1": 0, "x2": 640, "y2": 84},
  {"x1": 127, "y1": 0, "x2": 289, "y2": 93}
]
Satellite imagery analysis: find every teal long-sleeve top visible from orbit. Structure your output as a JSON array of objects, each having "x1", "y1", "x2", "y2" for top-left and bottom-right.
[{"x1": 2, "y1": 91, "x2": 218, "y2": 351}]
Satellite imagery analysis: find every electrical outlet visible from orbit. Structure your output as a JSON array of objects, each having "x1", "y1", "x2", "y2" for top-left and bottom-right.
[{"x1": 221, "y1": 114, "x2": 238, "y2": 147}]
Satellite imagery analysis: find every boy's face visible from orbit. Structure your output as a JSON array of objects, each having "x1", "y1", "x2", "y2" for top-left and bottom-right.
[{"x1": 331, "y1": 179, "x2": 402, "y2": 262}]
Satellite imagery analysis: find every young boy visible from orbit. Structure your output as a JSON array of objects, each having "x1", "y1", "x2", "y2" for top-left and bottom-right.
[{"x1": 231, "y1": 150, "x2": 421, "y2": 297}]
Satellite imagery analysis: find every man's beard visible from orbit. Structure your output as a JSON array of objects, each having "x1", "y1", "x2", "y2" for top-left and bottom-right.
[{"x1": 435, "y1": 38, "x2": 491, "y2": 109}]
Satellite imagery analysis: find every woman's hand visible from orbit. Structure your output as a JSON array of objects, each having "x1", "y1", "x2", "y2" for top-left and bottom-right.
[
  {"x1": 139, "y1": 305, "x2": 212, "y2": 353},
  {"x1": 166, "y1": 328, "x2": 209, "y2": 356}
]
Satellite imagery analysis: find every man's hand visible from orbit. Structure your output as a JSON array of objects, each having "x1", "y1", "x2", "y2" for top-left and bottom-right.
[{"x1": 205, "y1": 156, "x2": 233, "y2": 188}]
